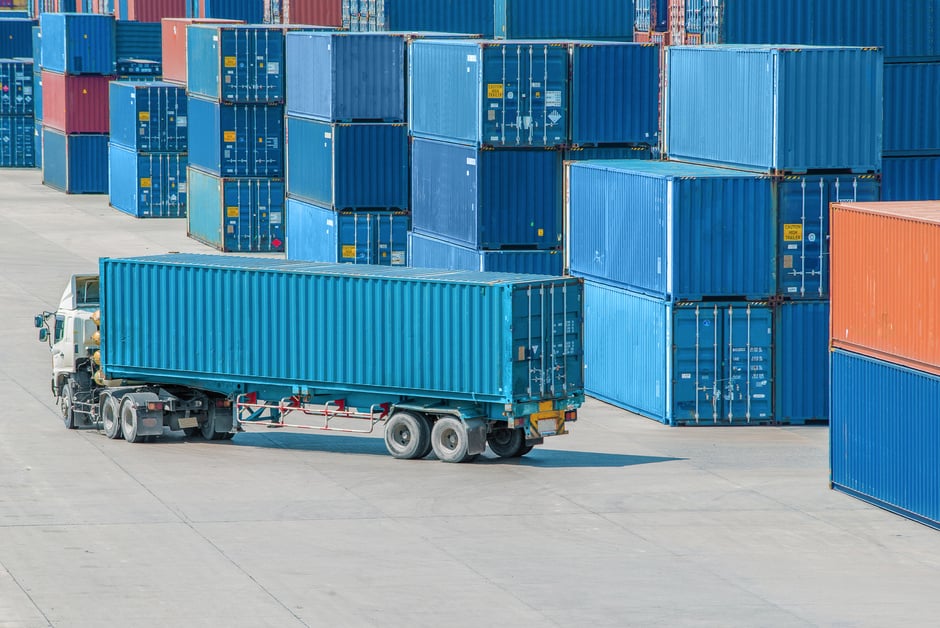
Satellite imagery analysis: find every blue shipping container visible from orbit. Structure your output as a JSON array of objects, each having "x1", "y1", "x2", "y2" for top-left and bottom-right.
[
  {"x1": 410, "y1": 231, "x2": 563, "y2": 275},
  {"x1": 569, "y1": 42, "x2": 659, "y2": 147},
  {"x1": 584, "y1": 282, "x2": 773, "y2": 425},
  {"x1": 115, "y1": 20, "x2": 162, "y2": 63},
  {"x1": 34, "y1": 125, "x2": 41, "y2": 168},
  {"x1": 0, "y1": 58, "x2": 34, "y2": 116},
  {"x1": 567, "y1": 160, "x2": 773, "y2": 301},
  {"x1": 31, "y1": 24, "x2": 41, "y2": 69},
  {"x1": 0, "y1": 18, "x2": 34, "y2": 59},
  {"x1": 187, "y1": 97, "x2": 284, "y2": 177},
  {"x1": 187, "y1": 25, "x2": 285, "y2": 104},
  {"x1": 109, "y1": 81, "x2": 187, "y2": 153},
  {"x1": 563, "y1": 145, "x2": 654, "y2": 162},
  {"x1": 344, "y1": 0, "x2": 493, "y2": 35},
  {"x1": 42, "y1": 128, "x2": 109, "y2": 194},
  {"x1": 494, "y1": 0, "x2": 634, "y2": 40},
  {"x1": 409, "y1": 39, "x2": 568, "y2": 148},
  {"x1": 286, "y1": 198, "x2": 409, "y2": 265},
  {"x1": 882, "y1": 156, "x2": 940, "y2": 202},
  {"x1": 412, "y1": 138, "x2": 562, "y2": 250},
  {"x1": 831, "y1": 349, "x2": 940, "y2": 530},
  {"x1": 116, "y1": 59, "x2": 163, "y2": 78},
  {"x1": 286, "y1": 32, "x2": 404, "y2": 122},
  {"x1": 187, "y1": 167, "x2": 285, "y2": 252},
  {"x1": 775, "y1": 173, "x2": 880, "y2": 299},
  {"x1": 32, "y1": 67, "x2": 41, "y2": 122},
  {"x1": 774, "y1": 300, "x2": 829, "y2": 425},
  {"x1": 40, "y1": 13, "x2": 115, "y2": 75},
  {"x1": 188, "y1": 0, "x2": 263, "y2": 23},
  {"x1": 286, "y1": 117, "x2": 408, "y2": 211},
  {"x1": 109, "y1": 145, "x2": 187, "y2": 219},
  {"x1": 666, "y1": 45, "x2": 883, "y2": 174},
  {"x1": 0, "y1": 114, "x2": 35, "y2": 167},
  {"x1": 884, "y1": 62, "x2": 940, "y2": 156}
]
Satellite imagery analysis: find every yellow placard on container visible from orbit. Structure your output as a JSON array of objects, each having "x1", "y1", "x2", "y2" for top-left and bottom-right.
[
  {"x1": 223, "y1": 131, "x2": 236, "y2": 143},
  {"x1": 138, "y1": 111, "x2": 150, "y2": 122},
  {"x1": 227, "y1": 206, "x2": 239, "y2": 217},
  {"x1": 783, "y1": 224, "x2": 803, "y2": 241},
  {"x1": 140, "y1": 178, "x2": 152, "y2": 188},
  {"x1": 487, "y1": 83, "x2": 504, "y2": 99},
  {"x1": 224, "y1": 56, "x2": 237, "y2": 68},
  {"x1": 341, "y1": 245, "x2": 357, "y2": 259}
]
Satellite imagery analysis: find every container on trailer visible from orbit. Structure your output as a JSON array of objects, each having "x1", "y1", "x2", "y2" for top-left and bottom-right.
[
  {"x1": 282, "y1": 0, "x2": 342, "y2": 26},
  {"x1": 494, "y1": 0, "x2": 634, "y2": 40},
  {"x1": 409, "y1": 231, "x2": 563, "y2": 275},
  {"x1": 665, "y1": 45, "x2": 882, "y2": 174},
  {"x1": 0, "y1": 114, "x2": 34, "y2": 167},
  {"x1": 412, "y1": 138, "x2": 562, "y2": 250},
  {"x1": 831, "y1": 350, "x2": 940, "y2": 530},
  {"x1": 409, "y1": 39, "x2": 568, "y2": 148},
  {"x1": 109, "y1": 81, "x2": 187, "y2": 153},
  {"x1": 583, "y1": 281, "x2": 773, "y2": 425},
  {"x1": 883, "y1": 62, "x2": 940, "y2": 156},
  {"x1": 186, "y1": 167, "x2": 285, "y2": 252},
  {"x1": 187, "y1": 25, "x2": 286, "y2": 104},
  {"x1": 116, "y1": 0, "x2": 185, "y2": 22},
  {"x1": 343, "y1": 0, "x2": 493, "y2": 35},
  {"x1": 0, "y1": 58, "x2": 33, "y2": 116},
  {"x1": 882, "y1": 157, "x2": 940, "y2": 202},
  {"x1": 774, "y1": 300, "x2": 829, "y2": 425},
  {"x1": 567, "y1": 159, "x2": 773, "y2": 301},
  {"x1": 108, "y1": 144, "x2": 187, "y2": 218},
  {"x1": 40, "y1": 13, "x2": 115, "y2": 75},
  {"x1": 188, "y1": 0, "x2": 263, "y2": 22},
  {"x1": 285, "y1": 31, "x2": 404, "y2": 122},
  {"x1": 187, "y1": 97, "x2": 283, "y2": 177},
  {"x1": 42, "y1": 128, "x2": 109, "y2": 194},
  {"x1": 41, "y1": 70, "x2": 113, "y2": 134},
  {"x1": 0, "y1": 17, "x2": 33, "y2": 58},
  {"x1": 285, "y1": 116, "x2": 408, "y2": 211},
  {"x1": 160, "y1": 18, "x2": 243, "y2": 87}
]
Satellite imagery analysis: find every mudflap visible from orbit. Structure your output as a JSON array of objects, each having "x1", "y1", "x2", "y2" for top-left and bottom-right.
[{"x1": 465, "y1": 418, "x2": 487, "y2": 456}]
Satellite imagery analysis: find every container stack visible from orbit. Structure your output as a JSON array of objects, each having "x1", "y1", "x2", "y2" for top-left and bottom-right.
[
  {"x1": 632, "y1": 0, "x2": 668, "y2": 44},
  {"x1": 185, "y1": 24, "x2": 287, "y2": 252},
  {"x1": 284, "y1": 31, "x2": 410, "y2": 265},
  {"x1": 829, "y1": 200, "x2": 940, "y2": 530},
  {"x1": 30, "y1": 23, "x2": 41, "y2": 166},
  {"x1": 185, "y1": 0, "x2": 263, "y2": 23},
  {"x1": 114, "y1": 20, "x2": 163, "y2": 80},
  {"x1": 114, "y1": 0, "x2": 185, "y2": 22},
  {"x1": 263, "y1": 0, "x2": 341, "y2": 26},
  {"x1": 0, "y1": 57, "x2": 35, "y2": 167},
  {"x1": 40, "y1": 12, "x2": 114, "y2": 193}
]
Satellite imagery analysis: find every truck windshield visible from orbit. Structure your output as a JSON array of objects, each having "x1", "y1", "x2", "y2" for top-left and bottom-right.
[{"x1": 76, "y1": 278, "x2": 99, "y2": 307}]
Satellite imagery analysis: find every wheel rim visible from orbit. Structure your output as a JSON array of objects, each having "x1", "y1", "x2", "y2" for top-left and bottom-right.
[
  {"x1": 438, "y1": 426, "x2": 459, "y2": 454},
  {"x1": 103, "y1": 400, "x2": 115, "y2": 431},
  {"x1": 60, "y1": 391, "x2": 72, "y2": 422},
  {"x1": 122, "y1": 404, "x2": 135, "y2": 438},
  {"x1": 390, "y1": 424, "x2": 412, "y2": 450}
]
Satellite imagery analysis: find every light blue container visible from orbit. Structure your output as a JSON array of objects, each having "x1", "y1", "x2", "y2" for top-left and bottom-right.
[
  {"x1": 494, "y1": 0, "x2": 634, "y2": 40},
  {"x1": 583, "y1": 281, "x2": 773, "y2": 425},
  {"x1": 0, "y1": 115, "x2": 35, "y2": 167},
  {"x1": 411, "y1": 138, "x2": 563, "y2": 250},
  {"x1": 109, "y1": 81, "x2": 187, "y2": 153},
  {"x1": 344, "y1": 0, "x2": 494, "y2": 35},
  {"x1": 187, "y1": 97, "x2": 284, "y2": 177},
  {"x1": 42, "y1": 128, "x2": 109, "y2": 194},
  {"x1": 286, "y1": 198, "x2": 409, "y2": 265},
  {"x1": 0, "y1": 58, "x2": 34, "y2": 116},
  {"x1": 774, "y1": 300, "x2": 829, "y2": 425},
  {"x1": 40, "y1": 13, "x2": 116, "y2": 75},
  {"x1": 115, "y1": 20, "x2": 162, "y2": 63},
  {"x1": 285, "y1": 32, "x2": 405, "y2": 122},
  {"x1": 409, "y1": 39, "x2": 568, "y2": 147},
  {"x1": 186, "y1": 167, "x2": 285, "y2": 252},
  {"x1": 567, "y1": 160, "x2": 774, "y2": 301},
  {"x1": 666, "y1": 45, "x2": 883, "y2": 174},
  {"x1": 187, "y1": 25, "x2": 286, "y2": 104},
  {"x1": 884, "y1": 62, "x2": 940, "y2": 156},
  {"x1": 831, "y1": 349, "x2": 940, "y2": 530},
  {"x1": 409, "y1": 231, "x2": 563, "y2": 275},
  {"x1": 882, "y1": 156, "x2": 940, "y2": 202},
  {"x1": 108, "y1": 144, "x2": 187, "y2": 219},
  {"x1": 0, "y1": 18, "x2": 34, "y2": 59},
  {"x1": 285, "y1": 117, "x2": 408, "y2": 211}
]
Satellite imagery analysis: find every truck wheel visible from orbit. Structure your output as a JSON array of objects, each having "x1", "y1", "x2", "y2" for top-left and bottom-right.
[
  {"x1": 121, "y1": 400, "x2": 145, "y2": 444},
  {"x1": 200, "y1": 407, "x2": 232, "y2": 441},
  {"x1": 59, "y1": 381, "x2": 77, "y2": 430},
  {"x1": 430, "y1": 417, "x2": 477, "y2": 463},
  {"x1": 487, "y1": 427, "x2": 526, "y2": 458},
  {"x1": 101, "y1": 394, "x2": 122, "y2": 439},
  {"x1": 384, "y1": 411, "x2": 431, "y2": 460}
]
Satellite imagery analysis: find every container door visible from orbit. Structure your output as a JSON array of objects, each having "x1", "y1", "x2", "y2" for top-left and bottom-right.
[
  {"x1": 685, "y1": 0, "x2": 704, "y2": 35},
  {"x1": 778, "y1": 176, "x2": 827, "y2": 299},
  {"x1": 672, "y1": 304, "x2": 721, "y2": 423},
  {"x1": 374, "y1": 213, "x2": 408, "y2": 266},
  {"x1": 722, "y1": 303, "x2": 773, "y2": 422},
  {"x1": 526, "y1": 43, "x2": 567, "y2": 148},
  {"x1": 337, "y1": 212, "x2": 372, "y2": 263},
  {"x1": 482, "y1": 44, "x2": 524, "y2": 146}
]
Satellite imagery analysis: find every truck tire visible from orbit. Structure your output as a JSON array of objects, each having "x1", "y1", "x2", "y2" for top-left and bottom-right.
[
  {"x1": 487, "y1": 427, "x2": 526, "y2": 458},
  {"x1": 59, "y1": 381, "x2": 77, "y2": 430},
  {"x1": 430, "y1": 417, "x2": 477, "y2": 463},
  {"x1": 101, "y1": 394, "x2": 122, "y2": 439},
  {"x1": 121, "y1": 399, "x2": 145, "y2": 443},
  {"x1": 201, "y1": 406, "x2": 232, "y2": 441},
  {"x1": 384, "y1": 411, "x2": 431, "y2": 460}
]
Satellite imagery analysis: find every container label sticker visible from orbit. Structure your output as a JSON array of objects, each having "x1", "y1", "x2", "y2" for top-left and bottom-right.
[
  {"x1": 531, "y1": 81, "x2": 541, "y2": 88},
  {"x1": 545, "y1": 91, "x2": 562, "y2": 107},
  {"x1": 140, "y1": 178, "x2": 152, "y2": 188},
  {"x1": 537, "y1": 228, "x2": 544, "y2": 237},
  {"x1": 178, "y1": 183, "x2": 187, "y2": 193},
  {"x1": 227, "y1": 206, "x2": 239, "y2": 217},
  {"x1": 224, "y1": 56, "x2": 237, "y2": 68},
  {"x1": 138, "y1": 111, "x2": 150, "y2": 122},
  {"x1": 326, "y1": 219, "x2": 334, "y2": 227},
  {"x1": 324, "y1": 132, "x2": 332, "y2": 139},
  {"x1": 466, "y1": 157, "x2": 476, "y2": 166},
  {"x1": 783, "y1": 224, "x2": 803, "y2": 241},
  {"x1": 680, "y1": 373, "x2": 692, "y2": 379},
  {"x1": 487, "y1": 110, "x2": 496, "y2": 121},
  {"x1": 783, "y1": 255, "x2": 793, "y2": 269},
  {"x1": 391, "y1": 252, "x2": 405, "y2": 265},
  {"x1": 487, "y1": 84, "x2": 504, "y2": 99},
  {"x1": 466, "y1": 54, "x2": 477, "y2": 63},
  {"x1": 267, "y1": 62, "x2": 279, "y2": 75},
  {"x1": 342, "y1": 245, "x2": 357, "y2": 259},
  {"x1": 177, "y1": 116, "x2": 187, "y2": 127},
  {"x1": 223, "y1": 131, "x2": 236, "y2": 143},
  {"x1": 270, "y1": 212, "x2": 282, "y2": 225}
]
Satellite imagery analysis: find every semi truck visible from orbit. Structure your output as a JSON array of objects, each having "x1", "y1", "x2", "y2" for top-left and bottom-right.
[{"x1": 35, "y1": 255, "x2": 584, "y2": 463}]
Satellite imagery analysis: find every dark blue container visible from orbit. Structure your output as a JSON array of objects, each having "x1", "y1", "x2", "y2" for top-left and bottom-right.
[
  {"x1": 187, "y1": 25, "x2": 285, "y2": 104},
  {"x1": 411, "y1": 138, "x2": 562, "y2": 250},
  {"x1": 115, "y1": 20, "x2": 162, "y2": 63},
  {"x1": 109, "y1": 81, "x2": 187, "y2": 153},
  {"x1": 409, "y1": 231, "x2": 563, "y2": 275},
  {"x1": 882, "y1": 156, "x2": 940, "y2": 201},
  {"x1": 34, "y1": 125, "x2": 41, "y2": 168},
  {"x1": 884, "y1": 62, "x2": 940, "y2": 156},
  {"x1": 285, "y1": 116, "x2": 408, "y2": 211},
  {"x1": 774, "y1": 300, "x2": 829, "y2": 425},
  {"x1": 42, "y1": 128, "x2": 109, "y2": 194},
  {"x1": 109, "y1": 145, "x2": 187, "y2": 219},
  {"x1": 0, "y1": 18, "x2": 34, "y2": 59},
  {"x1": 188, "y1": 0, "x2": 263, "y2": 23},
  {"x1": 186, "y1": 167, "x2": 285, "y2": 252},
  {"x1": 409, "y1": 39, "x2": 568, "y2": 147},
  {"x1": 40, "y1": 13, "x2": 115, "y2": 75},
  {"x1": 0, "y1": 58, "x2": 34, "y2": 116},
  {"x1": 187, "y1": 97, "x2": 284, "y2": 177},
  {"x1": 286, "y1": 197, "x2": 409, "y2": 265},
  {"x1": 344, "y1": 0, "x2": 494, "y2": 35},
  {"x1": 563, "y1": 145, "x2": 654, "y2": 162},
  {"x1": 116, "y1": 59, "x2": 163, "y2": 78},
  {"x1": 775, "y1": 174, "x2": 880, "y2": 300},
  {"x1": 31, "y1": 24, "x2": 41, "y2": 68},
  {"x1": 0, "y1": 115, "x2": 35, "y2": 167},
  {"x1": 286, "y1": 31, "x2": 405, "y2": 122},
  {"x1": 494, "y1": 0, "x2": 634, "y2": 40},
  {"x1": 831, "y1": 349, "x2": 940, "y2": 530}
]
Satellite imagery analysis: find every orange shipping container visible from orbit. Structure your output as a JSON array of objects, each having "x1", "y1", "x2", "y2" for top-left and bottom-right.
[
  {"x1": 161, "y1": 18, "x2": 244, "y2": 87},
  {"x1": 830, "y1": 201, "x2": 940, "y2": 375}
]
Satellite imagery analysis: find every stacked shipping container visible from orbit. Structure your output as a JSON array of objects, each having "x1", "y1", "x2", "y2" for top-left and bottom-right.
[{"x1": 0, "y1": 57, "x2": 35, "y2": 166}]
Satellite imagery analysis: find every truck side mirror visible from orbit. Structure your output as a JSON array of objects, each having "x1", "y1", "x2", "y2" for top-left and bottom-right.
[
  {"x1": 38, "y1": 328, "x2": 48, "y2": 342},
  {"x1": 34, "y1": 315, "x2": 45, "y2": 328}
]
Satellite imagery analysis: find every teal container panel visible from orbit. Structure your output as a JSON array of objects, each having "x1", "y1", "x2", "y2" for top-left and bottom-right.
[{"x1": 187, "y1": 25, "x2": 286, "y2": 103}]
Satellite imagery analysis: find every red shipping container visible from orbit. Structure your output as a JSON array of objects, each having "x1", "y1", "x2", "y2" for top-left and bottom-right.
[
  {"x1": 41, "y1": 71, "x2": 113, "y2": 135},
  {"x1": 161, "y1": 17, "x2": 244, "y2": 86},
  {"x1": 831, "y1": 201, "x2": 940, "y2": 375},
  {"x1": 284, "y1": 0, "x2": 342, "y2": 26},
  {"x1": 117, "y1": 0, "x2": 186, "y2": 22}
]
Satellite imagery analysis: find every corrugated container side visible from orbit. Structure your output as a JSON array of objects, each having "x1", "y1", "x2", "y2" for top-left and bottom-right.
[
  {"x1": 284, "y1": 0, "x2": 342, "y2": 26},
  {"x1": 100, "y1": 254, "x2": 583, "y2": 405},
  {"x1": 160, "y1": 18, "x2": 244, "y2": 86},
  {"x1": 187, "y1": 97, "x2": 284, "y2": 177},
  {"x1": 882, "y1": 156, "x2": 940, "y2": 202},
  {"x1": 40, "y1": 13, "x2": 115, "y2": 75},
  {"x1": 774, "y1": 300, "x2": 829, "y2": 424},
  {"x1": 33, "y1": 124, "x2": 41, "y2": 168},
  {"x1": 32, "y1": 69, "x2": 42, "y2": 121},
  {"x1": 109, "y1": 81, "x2": 187, "y2": 153},
  {"x1": 345, "y1": 0, "x2": 493, "y2": 34},
  {"x1": 411, "y1": 138, "x2": 562, "y2": 250},
  {"x1": 831, "y1": 350, "x2": 940, "y2": 530},
  {"x1": 120, "y1": 0, "x2": 185, "y2": 22},
  {"x1": 830, "y1": 201, "x2": 940, "y2": 375},
  {"x1": 285, "y1": 117, "x2": 408, "y2": 210},
  {"x1": 703, "y1": 0, "x2": 813, "y2": 44},
  {"x1": 494, "y1": 0, "x2": 634, "y2": 39},
  {"x1": 562, "y1": 146, "x2": 654, "y2": 162},
  {"x1": 186, "y1": 167, "x2": 285, "y2": 252},
  {"x1": 31, "y1": 24, "x2": 41, "y2": 69},
  {"x1": 635, "y1": 0, "x2": 651, "y2": 31},
  {"x1": 0, "y1": 114, "x2": 35, "y2": 167},
  {"x1": 109, "y1": 145, "x2": 187, "y2": 218},
  {"x1": 41, "y1": 128, "x2": 109, "y2": 194},
  {"x1": 188, "y1": 25, "x2": 286, "y2": 104},
  {"x1": 409, "y1": 231, "x2": 563, "y2": 275},
  {"x1": 0, "y1": 18, "x2": 34, "y2": 58},
  {"x1": 811, "y1": 0, "x2": 940, "y2": 61},
  {"x1": 41, "y1": 71, "x2": 113, "y2": 134},
  {"x1": 0, "y1": 59, "x2": 34, "y2": 116},
  {"x1": 115, "y1": 20, "x2": 162, "y2": 62},
  {"x1": 884, "y1": 62, "x2": 940, "y2": 156},
  {"x1": 567, "y1": 160, "x2": 773, "y2": 300},
  {"x1": 197, "y1": 0, "x2": 263, "y2": 22}
]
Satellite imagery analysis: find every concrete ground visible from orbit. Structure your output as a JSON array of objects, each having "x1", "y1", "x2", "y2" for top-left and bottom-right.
[{"x1": 1, "y1": 168, "x2": 939, "y2": 628}]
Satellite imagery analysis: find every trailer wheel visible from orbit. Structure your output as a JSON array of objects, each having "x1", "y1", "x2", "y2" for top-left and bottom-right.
[
  {"x1": 121, "y1": 400, "x2": 145, "y2": 444},
  {"x1": 431, "y1": 417, "x2": 477, "y2": 463},
  {"x1": 487, "y1": 427, "x2": 528, "y2": 458},
  {"x1": 59, "y1": 381, "x2": 77, "y2": 430},
  {"x1": 384, "y1": 411, "x2": 431, "y2": 460},
  {"x1": 101, "y1": 394, "x2": 122, "y2": 439},
  {"x1": 201, "y1": 406, "x2": 232, "y2": 441}
]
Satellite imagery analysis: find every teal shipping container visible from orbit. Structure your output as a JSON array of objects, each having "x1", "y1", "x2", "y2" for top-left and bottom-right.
[{"x1": 108, "y1": 145, "x2": 187, "y2": 219}]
